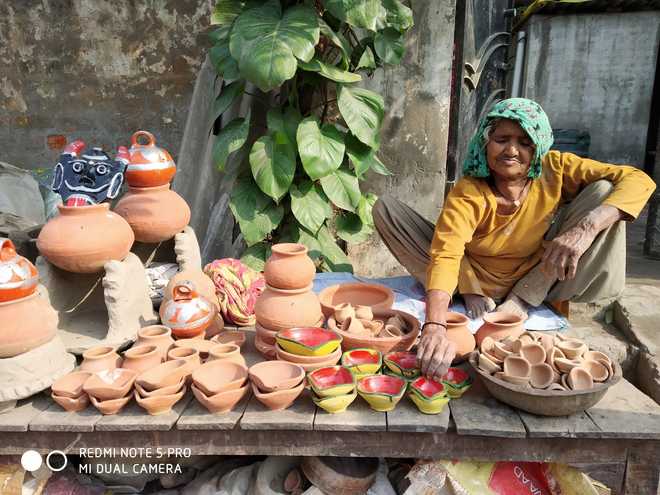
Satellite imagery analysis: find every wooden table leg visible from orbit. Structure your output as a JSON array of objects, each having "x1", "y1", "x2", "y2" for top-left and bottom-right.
[{"x1": 623, "y1": 443, "x2": 660, "y2": 495}]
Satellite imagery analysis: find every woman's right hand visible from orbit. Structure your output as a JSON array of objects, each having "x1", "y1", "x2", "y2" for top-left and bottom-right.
[{"x1": 417, "y1": 324, "x2": 456, "y2": 381}]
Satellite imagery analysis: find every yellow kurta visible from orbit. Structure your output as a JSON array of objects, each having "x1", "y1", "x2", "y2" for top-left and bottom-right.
[{"x1": 426, "y1": 151, "x2": 656, "y2": 300}]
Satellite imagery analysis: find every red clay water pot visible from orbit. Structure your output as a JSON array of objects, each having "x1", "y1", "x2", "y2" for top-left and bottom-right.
[
  {"x1": 254, "y1": 284, "x2": 323, "y2": 333},
  {"x1": 125, "y1": 130, "x2": 177, "y2": 188},
  {"x1": 475, "y1": 311, "x2": 525, "y2": 346},
  {"x1": 264, "y1": 243, "x2": 316, "y2": 290},
  {"x1": 0, "y1": 238, "x2": 38, "y2": 303},
  {"x1": 0, "y1": 293, "x2": 57, "y2": 358},
  {"x1": 114, "y1": 184, "x2": 191, "y2": 243},
  {"x1": 445, "y1": 312, "x2": 475, "y2": 361},
  {"x1": 159, "y1": 282, "x2": 217, "y2": 339},
  {"x1": 37, "y1": 203, "x2": 134, "y2": 273}
]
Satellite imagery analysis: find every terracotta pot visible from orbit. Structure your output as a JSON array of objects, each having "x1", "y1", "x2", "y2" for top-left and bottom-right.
[
  {"x1": 122, "y1": 345, "x2": 161, "y2": 375},
  {"x1": 445, "y1": 312, "x2": 475, "y2": 361},
  {"x1": 115, "y1": 185, "x2": 191, "y2": 243},
  {"x1": 163, "y1": 269, "x2": 219, "y2": 312},
  {"x1": 207, "y1": 343, "x2": 246, "y2": 367},
  {"x1": 251, "y1": 380, "x2": 304, "y2": 411},
  {"x1": 248, "y1": 361, "x2": 305, "y2": 392},
  {"x1": 136, "y1": 359, "x2": 190, "y2": 391},
  {"x1": 80, "y1": 346, "x2": 122, "y2": 373},
  {"x1": 37, "y1": 203, "x2": 134, "y2": 273},
  {"x1": 192, "y1": 360, "x2": 248, "y2": 396},
  {"x1": 135, "y1": 385, "x2": 186, "y2": 415},
  {"x1": 83, "y1": 368, "x2": 137, "y2": 401},
  {"x1": 167, "y1": 347, "x2": 202, "y2": 376},
  {"x1": 159, "y1": 281, "x2": 217, "y2": 339},
  {"x1": 173, "y1": 338, "x2": 216, "y2": 360},
  {"x1": 0, "y1": 293, "x2": 57, "y2": 358},
  {"x1": 475, "y1": 312, "x2": 525, "y2": 346},
  {"x1": 191, "y1": 382, "x2": 248, "y2": 414},
  {"x1": 135, "y1": 325, "x2": 174, "y2": 361},
  {"x1": 264, "y1": 243, "x2": 316, "y2": 290},
  {"x1": 254, "y1": 284, "x2": 323, "y2": 333},
  {"x1": 0, "y1": 238, "x2": 38, "y2": 302},
  {"x1": 52, "y1": 392, "x2": 90, "y2": 412},
  {"x1": 125, "y1": 130, "x2": 177, "y2": 188},
  {"x1": 90, "y1": 393, "x2": 132, "y2": 415},
  {"x1": 318, "y1": 283, "x2": 394, "y2": 318},
  {"x1": 51, "y1": 371, "x2": 93, "y2": 399}
]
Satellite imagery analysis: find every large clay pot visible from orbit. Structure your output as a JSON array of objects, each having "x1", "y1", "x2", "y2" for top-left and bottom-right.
[
  {"x1": 159, "y1": 281, "x2": 217, "y2": 339},
  {"x1": 264, "y1": 243, "x2": 316, "y2": 290},
  {"x1": 0, "y1": 293, "x2": 57, "y2": 358},
  {"x1": 254, "y1": 284, "x2": 323, "y2": 333},
  {"x1": 445, "y1": 312, "x2": 476, "y2": 361},
  {"x1": 475, "y1": 311, "x2": 525, "y2": 346},
  {"x1": 0, "y1": 238, "x2": 38, "y2": 302},
  {"x1": 37, "y1": 203, "x2": 134, "y2": 273},
  {"x1": 125, "y1": 130, "x2": 177, "y2": 188},
  {"x1": 114, "y1": 185, "x2": 191, "y2": 243}
]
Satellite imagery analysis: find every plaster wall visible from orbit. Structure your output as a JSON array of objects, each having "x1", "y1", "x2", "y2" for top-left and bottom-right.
[{"x1": 523, "y1": 12, "x2": 660, "y2": 166}]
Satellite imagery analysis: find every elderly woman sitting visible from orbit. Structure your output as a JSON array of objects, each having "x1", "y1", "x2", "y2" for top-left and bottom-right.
[{"x1": 373, "y1": 98, "x2": 656, "y2": 380}]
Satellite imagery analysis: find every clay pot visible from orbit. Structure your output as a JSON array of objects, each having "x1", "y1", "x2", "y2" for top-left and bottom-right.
[
  {"x1": 192, "y1": 360, "x2": 248, "y2": 396},
  {"x1": 167, "y1": 347, "x2": 202, "y2": 374},
  {"x1": 135, "y1": 378, "x2": 184, "y2": 398},
  {"x1": 263, "y1": 243, "x2": 316, "y2": 290},
  {"x1": 210, "y1": 330, "x2": 246, "y2": 349},
  {"x1": 529, "y1": 363, "x2": 555, "y2": 389},
  {"x1": 254, "y1": 284, "x2": 323, "y2": 333},
  {"x1": 251, "y1": 381, "x2": 304, "y2": 411},
  {"x1": 37, "y1": 203, "x2": 134, "y2": 273},
  {"x1": 191, "y1": 382, "x2": 248, "y2": 414},
  {"x1": 567, "y1": 367, "x2": 593, "y2": 390},
  {"x1": 159, "y1": 281, "x2": 217, "y2": 339},
  {"x1": 173, "y1": 338, "x2": 216, "y2": 360},
  {"x1": 135, "y1": 325, "x2": 174, "y2": 360},
  {"x1": 207, "y1": 343, "x2": 246, "y2": 367},
  {"x1": 520, "y1": 343, "x2": 546, "y2": 365},
  {"x1": 475, "y1": 312, "x2": 525, "y2": 346},
  {"x1": 0, "y1": 238, "x2": 38, "y2": 302},
  {"x1": 445, "y1": 312, "x2": 475, "y2": 361},
  {"x1": 83, "y1": 368, "x2": 137, "y2": 401},
  {"x1": 0, "y1": 293, "x2": 57, "y2": 358},
  {"x1": 115, "y1": 185, "x2": 191, "y2": 243},
  {"x1": 582, "y1": 360, "x2": 609, "y2": 382},
  {"x1": 163, "y1": 269, "x2": 219, "y2": 312},
  {"x1": 318, "y1": 283, "x2": 394, "y2": 318},
  {"x1": 248, "y1": 361, "x2": 305, "y2": 392},
  {"x1": 90, "y1": 393, "x2": 132, "y2": 415},
  {"x1": 51, "y1": 371, "x2": 93, "y2": 399},
  {"x1": 137, "y1": 359, "x2": 190, "y2": 391},
  {"x1": 556, "y1": 339, "x2": 587, "y2": 359},
  {"x1": 135, "y1": 385, "x2": 186, "y2": 415},
  {"x1": 80, "y1": 346, "x2": 122, "y2": 373},
  {"x1": 52, "y1": 392, "x2": 90, "y2": 412},
  {"x1": 125, "y1": 130, "x2": 177, "y2": 187},
  {"x1": 122, "y1": 345, "x2": 162, "y2": 374},
  {"x1": 334, "y1": 303, "x2": 355, "y2": 325}
]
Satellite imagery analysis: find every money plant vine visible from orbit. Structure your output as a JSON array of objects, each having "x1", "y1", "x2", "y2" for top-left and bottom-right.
[{"x1": 209, "y1": 0, "x2": 414, "y2": 271}]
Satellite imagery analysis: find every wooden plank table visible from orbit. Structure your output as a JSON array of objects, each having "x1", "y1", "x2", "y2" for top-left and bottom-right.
[{"x1": 1, "y1": 329, "x2": 659, "y2": 494}]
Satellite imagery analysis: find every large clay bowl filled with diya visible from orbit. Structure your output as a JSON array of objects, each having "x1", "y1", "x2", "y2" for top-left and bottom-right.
[
  {"x1": 37, "y1": 203, "x2": 135, "y2": 273},
  {"x1": 318, "y1": 283, "x2": 394, "y2": 319},
  {"x1": 468, "y1": 331, "x2": 622, "y2": 416},
  {"x1": 327, "y1": 308, "x2": 419, "y2": 354}
]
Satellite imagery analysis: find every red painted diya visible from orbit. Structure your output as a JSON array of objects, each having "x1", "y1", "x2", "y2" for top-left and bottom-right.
[
  {"x1": 358, "y1": 374, "x2": 406, "y2": 396},
  {"x1": 275, "y1": 327, "x2": 342, "y2": 357},
  {"x1": 441, "y1": 367, "x2": 472, "y2": 398},
  {"x1": 384, "y1": 351, "x2": 420, "y2": 379},
  {"x1": 308, "y1": 366, "x2": 356, "y2": 397},
  {"x1": 125, "y1": 131, "x2": 176, "y2": 188},
  {"x1": 0, "y1": 238, "x2": 38, "y2": 302},
  {"x1": 410, "y1": 377, "x2": 447, "y2": 400},
  {"x1": 159, "y1": 281, "x2": 216, "y2": 339}
]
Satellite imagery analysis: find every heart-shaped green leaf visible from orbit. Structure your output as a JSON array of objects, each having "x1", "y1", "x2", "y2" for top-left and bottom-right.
[
  {"x1": 210, "y1": 39, "x2": 240, "y2": 81},
  {"x1": 213, "y1": 80, "x2": 245, "y2": 122},
  {"x1": 298, "y1": 58, "x2": 361, "y2": 83},
  {"x1": 337, "y1": 84, "x2": 384, "y2": 149},
  {"x1": 319, "y1": 19, "x2": 352, "y2": 69},
  {"x1": 320, "y1": 166, "x2": 361, "y2": 212},
  {"x1": 374, "y1": 27, "x2": 405, "y2": 65},
  {"x1": 290, "y1": 181, "x2": 332, "y2": 233},
  {"x1": 358, "y1": 192, "x2": 377, "y2": 227},
  {"x1": 337, "y1": 212, "x2": 373, "y2": 243},
  {"x1": 249, "y1": 131, "x2": 296, "y2": 202},
  {"x1": 297, "y1": 117, "x2": 345, "y2": 180},
  {"x1": 316, "y1": 225, "x2": 353, "y2": 272},
  {"x1": 345, "y1": 133, "x2": 374, "y2": 177},
  {"x1": 382, "y1": 0, "x2": 414, "y2": 31},
  {"x1": 357, "y1": 46, "x2": 376, "y2": 70},
  {"x1": 213, "y1": 111, "x2": 251, "y2": 171},
  {"x1": 324, "y1": 0, "x2": 386, "y2": 31},
  {"x1": 229, "y1": 174, "x2": 284, "y2": 245},
  {"x1": 211, "y1": 0, "x2": 246, "y2": 26}
]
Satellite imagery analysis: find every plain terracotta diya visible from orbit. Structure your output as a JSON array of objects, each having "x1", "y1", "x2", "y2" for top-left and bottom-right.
[
  {"x1": 275, "y1": 327, "x2": 342, "y2": 357},
  {"x1": 384, "y1": 351, "x2": 420, "y2": 379},
  {"x1": 546, "y1": 383, "x2": 567, "y2": 391},
  {"x1": 341, "y1": 316, "x2": 366, "y2": 335},
  {"x1": 441, "y1": 367, "x2": 473, "y2": 398},
  {"x1": 492, "y1": 341, "x2": 514, "y2": 360},
  {"x1": 248, "y1": 361, "x2": 305, "y2": 392},
  {"x1": 251, "y1": 381, "x2": 305, "y2": 411},
  {"x1": 90, "y1": 393, "x2": 132, "y2": 415},
  {"x1": 210, "y1": 330, "x2": 247, "y2": 349},
  {"x1": 318, "y1": 283, "x2": 394, "y2": 318},
  {"x1": 192, "y1": 360, "x2": 248, "y2": 396},
  {"x1": 554, "y1": 357, "x2": 583, "y2": 374},
  {"x1": 479, "y1": 336, "x2": 495, "y2": 354},
  {"x1": 334, "y1": 303, "x2": 355, "y2": 324},
  {"x1": 160, "y1": 282, "x2": 216, "y2": 339},
  {"x1": 354, "y1": 305, "x2": 373, "y2": 321},
  {"x1": 137, "y1": 359, "x2": 190, "y2": 391},
  {"x1": 135, "y1": 378, "x2": 184, "y2": 398},
  {"x1": 520, "y1": 343, "x2": 546, "y2": 365},
  {"x1": 122, "y1": 345, "x2": 161, "y2": 374},
  {"x1": 135, "y1": 385, "x2": 187, "y2": 415},
  {"x1": 546, "y1": 347, "x2": 566, "y2": 372},
  {"x1": 135, "y1": 325, "x2": 174, "y2": 360},
  {"x1": 567, "y1": 367, "x2": 593, "y2": 390},
  {"x1": 207, "y1": 343, "x2": 246, "y2": 367},
  {"x1": 52, "y1": 392, "x2": 90, "y2": 412},
  {"x1": 584, "y1": 350, "x2": 611, "y2": 365},
  {"x1": 557, "y1": 339, "x2": 587, "y2": 359},
  {"x1": 341, "y1": 348, "x2": 382, "y2": 375},
  {"x1": 357, "y1": 375, "x2": 407, "y2": 412},
  {"x1": 263, "y1": 243, "x2": 316, "y2": 290},
  {"x1": 83, "y1": 368, "x2": 137, "y2": 401},
  {"x1": 51, "y1": 371, "x2": 93, "y2": 399},
  {"x1": 308, "y1": 366, "x2": 356, "y2": 397},
  {"x1": 529, "y1": 363, "x2": 555, "y2": 389},
  {"x1": 512, "y1": 334, "x2": 534, "y2": 353},
  {"x1": 478, "y1": 352, "x2": 501, "y2": 374},
  {"x1": 475, "y1": 311, "x2": 525, "y2": 346},
  {"x1": 0, "y1": 238, "x2": 38, "y2": 302},
  {"x1": 255, "y1": 333, "x2": 277, "y2": 360},
  {"x1": 80, "y1": 346, "x2": 122, "y2": 373},
  {"x1": 192, "y1": 382, "x2": 248, "y2": 414},
  {"x1": 502, "y1": 356, "x2": 531, "y2": 384}
]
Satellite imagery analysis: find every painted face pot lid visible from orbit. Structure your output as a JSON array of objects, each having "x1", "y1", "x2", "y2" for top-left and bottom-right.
[
  {"x1": 125, "y1": 130, "x2": 176, "y2": 187},
  {"x1": 0, "y1": 238, "x2": 38, "y2": 302},
  {"x1": 51, "y1": 140, "x2": 127, "y2": 206}
]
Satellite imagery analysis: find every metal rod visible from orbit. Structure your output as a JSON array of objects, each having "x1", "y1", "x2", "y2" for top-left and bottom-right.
[{"x1": 510, "y1": 30, "x2": 526, "y2": 98}]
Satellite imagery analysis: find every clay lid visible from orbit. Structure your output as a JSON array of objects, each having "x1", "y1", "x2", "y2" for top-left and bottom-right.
[
  {"x1": 0, "y1": 238, "x2": 38, "y2": 302},
  {"x1": 357, "y1": 375, "x2": 406, "y2": 397},
  {"x1": 51, "y1": 371, "x2": 93, "y2": 399},
  {"x1": 192, "y1": 360, "x2": 248, "y2": 396},
  {"x1": 124, "y1": 344, "x2": 159, "y2": 360},
  {"x1": 248, "y1": 361, "x2": 305, "y2": 392},
  {"x1": 127, "y1": 130, "x2": 175, "y2": 170},
  {"x1": 410, "y1": 377, "x2": 446, "y2": 400},
  {"x1": 138, "y1": 325, "x2": 172, "y2": 340},
  {"x1": 83, "y1": 368, "x2": 137, "y2": 401},
  {"x1": 137, "y1": 359, "x2": 189, "y2": 391}
]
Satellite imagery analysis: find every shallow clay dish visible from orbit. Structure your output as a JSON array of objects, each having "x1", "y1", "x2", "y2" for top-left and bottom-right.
[
  {"x1": 308, "y1": 366, "x2": 356, "y2": 398},
  {"x1": 89, "y1": 393, "x2": 132, "y2": 415},
  {"x1": 51, "y1": 371, "x2": 93, "y2": 399},
  {"x1": 276, "y1": 327, "x2": 342, "y2": 357},
  {"x1": 251, "y1": 381, "x2": 305, "y2": 411},
  {"x1": 468, "y1": 351, "x2": 622, "y2": 416},
  {"x1": 137, "y1": 359, "x2": 189, "y2": 392},
  {"x1": 83, "y1": 368, "x2": 137, "y2": 401},
  {"x1": 52, "y1": 392, "x2": 90, "y2": 412},
  {"x1": 211, "y1": 330, "x2": 247, "y2": 349},
  {"x1": 192, "y1": 382, "x2": 248, "y2": 414},
  {"x1": 135, "y1": 385, "x2": 186, "y2": 415},
  {"x1": 383, "y1": 351, "x2": 420, "y2": 379},
  {"x1": 192, "y1": 360, "x2": 248, "y2": 396},
  {"x1": 248, "y1": 361, "x2": 305, "y2": 392},
  {"x1": 357, "y1": 374, "x2": 407, "y2": 412},
  {"x1": 318, "y1": 283, "x2": 394, "y2": 318}
]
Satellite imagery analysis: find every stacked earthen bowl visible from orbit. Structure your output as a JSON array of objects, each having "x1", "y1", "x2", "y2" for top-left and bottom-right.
[
  {"x1": 254, "y1": 244, "x2": 323, "y2": 359},
  {"x1": 134, "y1": 359, "x2": 189, "y2": 415},
  {"x1": 191, "y1": 360, "x2": 249, "y2": 414},
  {"x1": 85, "y1": 368, "x2": 137, "y2": 415},
  {"x1": 248, "y1": 361, "x2": 306, "y2": 411}
]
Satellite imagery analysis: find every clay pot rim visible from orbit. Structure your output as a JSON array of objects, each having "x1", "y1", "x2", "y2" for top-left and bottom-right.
[
  {"x1": 137, "y1": 359, "x2": 189, "y2": 390},
  {"x1": 482, "y1": 311, "x2": 526, "y2": 327},
  {"x1": 82, "y1": 346, "x2": 117, "y2": 360},
  {"x1": 264, "y1": 283, "x2": 314, "y2": 295},
  {"x1": 138, "y1": 325, "x2": 172, "y2": 339},
  {"x1": 124, "y1": 345, "x2": 159, "y2": 359},
  {"x1": 210, "y1": 331, "x2": 247, "y2": 348},
  {"x1": 208, "y1": 343, "x2": 240, "y2": 356},
  {"x1": 126, "y1": 184, "x2": 172, "y2": 192},
  {"x1": 446, "y1": 311, "x2": 470, "y2": 326},
  {"x1": 271, "y1": 243, "x2": 308, "y2": 256},
  {"x1": 167, "y1": 347, "x2": 199, "y2": 359}
]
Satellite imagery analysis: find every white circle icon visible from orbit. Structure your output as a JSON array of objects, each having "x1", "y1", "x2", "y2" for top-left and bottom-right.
[
  {"x1": 21, "y1": 450, "x2": 43, "y2": 472},
  {"x1": 46, "y1": 450, "x2": 68, "y2": 472}
]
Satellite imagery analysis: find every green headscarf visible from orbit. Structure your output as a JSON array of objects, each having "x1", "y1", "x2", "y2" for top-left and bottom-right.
[{"x1": 462, "y1": 98, "x2": 554, "y2": 179}]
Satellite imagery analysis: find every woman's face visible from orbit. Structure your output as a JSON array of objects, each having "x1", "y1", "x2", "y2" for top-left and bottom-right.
[{"x1": 486, "y1": 119, "x2": 534, "y2": 181}]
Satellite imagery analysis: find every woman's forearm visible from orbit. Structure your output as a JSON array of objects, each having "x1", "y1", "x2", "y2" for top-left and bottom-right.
[
  {"x1": 578, "y1": 204, "x2": 624, "y2": 236},
  {"x1": 425, "y1": 289, "x2": 452, "y2": 331}
]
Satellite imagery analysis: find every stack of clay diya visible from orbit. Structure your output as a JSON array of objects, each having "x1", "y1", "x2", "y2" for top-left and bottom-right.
[
  {"x1": 474, "y1": 332, "x2": 614, "y2": 392},
  {"x1": 254, "y1": 243, "x2": 323, "y2": 359},
  {"x1": 309, "y1": 365, "x2": 358, "y2": 414},
  {"x1": 134, "y1": 358, "x2": 190, "y2": 415},
  {"x1": 191, "y1": 359, "x2": 249, "y2": 414},
  {"x1": 274, "y1": 327, "x2": 343, "y2": 372},
  {"x1": 115, "y1": 131, "x2": 191, "y2": 244},
  {"x1": 248, "y1": 361, "x2": 306, "y2": 411},
  {"x1": 159, "y1": 281, "x2": 217, "y2": 340}
]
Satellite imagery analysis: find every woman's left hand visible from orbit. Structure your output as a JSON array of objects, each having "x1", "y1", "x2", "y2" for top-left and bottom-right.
[{"x1": 540, "y1": 224, "x2": 596, "y2": 281}]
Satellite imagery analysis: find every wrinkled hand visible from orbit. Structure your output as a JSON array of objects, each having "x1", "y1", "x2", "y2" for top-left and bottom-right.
[
  {"x1": 463, "y1": 294, "x2": 496, "y2": 319},
  {"x1": 541, "y1": 225, "x2": 595, "y2": 281},
  {"x1": 417, "y1": 325, "x2": 456, "y2": 381}
]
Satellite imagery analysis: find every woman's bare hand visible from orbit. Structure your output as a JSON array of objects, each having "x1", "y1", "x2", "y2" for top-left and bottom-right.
[
  {"x1": 417, "y1": 325, "x2": 456, "y2": 381},
  {"x1": 541, "y1": 225, "x2": 595, "y2": 281}
]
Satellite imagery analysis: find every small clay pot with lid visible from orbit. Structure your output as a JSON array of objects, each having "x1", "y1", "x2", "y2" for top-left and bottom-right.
[
  {"x1": 159, "y1": 281, "x2": 216, "y2": 339},
  {"x1": 0, "y1": 238, "x2": 38, "y2": 302},
  {"x1": 80, "y1": 346, "x2": 122, "y2": 373},
  {"x1": 125, "y1": 130, "x2": 177, "y2": 188},
  {"x1": 264, "y1": 243, "x2": 316, "y2": 289}
]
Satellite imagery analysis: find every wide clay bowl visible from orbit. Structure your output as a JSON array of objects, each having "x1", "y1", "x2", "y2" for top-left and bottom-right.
[
  {"x1": 468, "y1": 351, "x2": 622, "y2": 416},
  {"x1": 211, "y1": 330, "x2": 247, "y2": 349},
  {"x1": 475, "y1": 312, "x2": 525, "y2": 346},
  {"x1": 383, "y1": 351, "x2": 420, "y2": 379},
  {"x1": 313, "y1": 388, "x2": 358, "y2": 414},
  {"x1": 192, "y1": 360, "x2": 248, "y2": 396},
  {"x1": 89, "y1": 393, "x2": 132, "y2": 415},
  {"x1": 440, "y1": 367, "x2": 473, "y2": 398},
  {"x1": 135, "y1": 385, "x2": 186, "y2": 416},
  {"x1": 276, "y1": 327, "x2": 342, "y2": 357},
  {"x1": 135, "y1": 378, "x2": 185, "y2": 398},
  {"x1": 51, "y1": 371, "x2": 93, "y2": 399},
  {"x1": 251, "y1": 381, "x2": 305, "y2": 411},
  {"x1": 52, "y1": 392, "x2": 90, "y2": 412},
  {"x1": 341, "y1": 348, "x2": 382, "y2": 375},
  {"x1": 83, "y1": 368, "x2": 137, "y2": 401},
  {"x1": 318, "y1": 283, "x2": 394, "y2": 318},
  {"x1": 192, "y1": 382, "x2": 249, "y2": 414},
  {"x1": 328, "y1": 309, "x2": 420, "y2": 354},
  {"x1": 136, "y1": 359, "x2": 189, "y2": 392},
  {"x1": 308, "y1": 366, "x2": 356, "y2": 398},
  {"x1": 357, "y1": 375, "x2": 407, "y2": 412},
  {"x1": 248, "y1": 361, "x2": 305, "y2": 393}
]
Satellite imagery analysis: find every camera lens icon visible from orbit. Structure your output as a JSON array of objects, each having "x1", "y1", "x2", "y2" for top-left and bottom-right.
[{"x1": 46, "y1": 450, "x2": 68, "y2": 472}]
